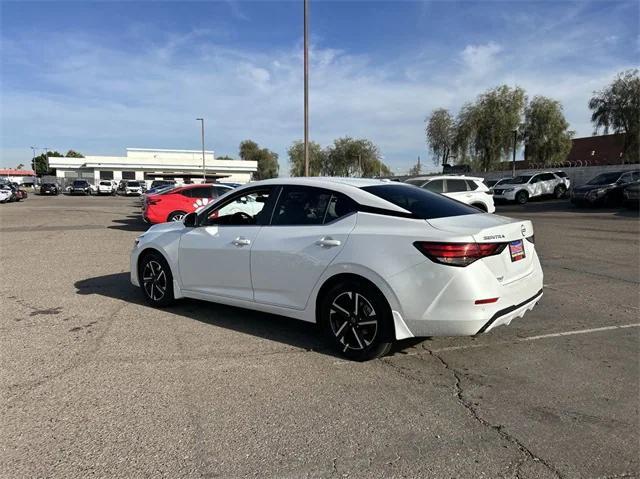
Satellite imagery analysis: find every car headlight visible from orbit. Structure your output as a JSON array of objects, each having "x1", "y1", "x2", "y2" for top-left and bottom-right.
[{"x1": 503, "y1": 188, "x2": 514, "y2": 193}]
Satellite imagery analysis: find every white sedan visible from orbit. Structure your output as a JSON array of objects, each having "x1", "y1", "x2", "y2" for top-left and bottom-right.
[{"x1": 131, "y1": 178, "x2": 543, "y2": 360}]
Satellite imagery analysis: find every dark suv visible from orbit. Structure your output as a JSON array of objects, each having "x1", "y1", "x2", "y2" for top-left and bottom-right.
[
  {"x1": 40, "y1": 183, "x2": 60, "y2": 195},
  {"x1": 70, "y1": 179, "x2": 93, "y2": 195}
]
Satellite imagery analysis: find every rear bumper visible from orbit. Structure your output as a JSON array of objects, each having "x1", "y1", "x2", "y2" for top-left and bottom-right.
[
  {"x1": 388, "y1": 247, "x2": 544, "y2": 338},
  {"x1": 476, "y1": 289, "x2": 542, "y2": 334}
]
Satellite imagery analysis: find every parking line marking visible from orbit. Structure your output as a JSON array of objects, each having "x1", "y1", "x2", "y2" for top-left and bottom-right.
[{"x1": 429, "y1": 323, "x2": 640, "y2": 353}]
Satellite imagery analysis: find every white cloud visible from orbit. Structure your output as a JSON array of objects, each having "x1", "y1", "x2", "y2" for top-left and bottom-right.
[{"x1": 460, "y1": 42, "x2": 503, "y2": 78}]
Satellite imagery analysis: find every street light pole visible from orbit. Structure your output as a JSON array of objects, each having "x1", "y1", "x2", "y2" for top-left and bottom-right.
[
  {"x1": 512, "y1": 129, "x2": 517, "y2": 177},
  {"x1": 196, "y1": 118, "x2": 206, "y2": 182},
  {"x1": 303, "y1": 0, "x2": 310, "y2": 177}
]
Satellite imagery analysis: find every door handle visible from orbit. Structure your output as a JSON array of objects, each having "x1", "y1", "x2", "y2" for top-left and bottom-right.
[
  {"x1": 315, "y1": 237, "x2": 341, "y2": 248},
  {"x1": 232, "y1": 237, "x2": 251, "y2": 246}
]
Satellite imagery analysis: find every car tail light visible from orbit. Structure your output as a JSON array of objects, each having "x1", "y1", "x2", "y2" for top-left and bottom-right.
[
  {"x1": 148, "y1": 198, "x2": 160, "y2": 206},
  {"x1": 413, "y1": 241, "x2": 506, "y2": 267}
]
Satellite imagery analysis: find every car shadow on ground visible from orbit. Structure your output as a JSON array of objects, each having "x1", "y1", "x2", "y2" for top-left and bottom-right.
[
  {"x1": 75, "y1": 272, "x2": 342, "y2": 357},
  {"x1": 108, "y1": 217, "x2": 149, "y2": 232}
]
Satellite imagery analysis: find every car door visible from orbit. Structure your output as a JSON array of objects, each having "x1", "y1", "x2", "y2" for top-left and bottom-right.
[
  {"x1": 528, "y1": 175, "x2": 543, "y2": 197},
  {"x1": 177, "y1": 187, "x2": 276, "y2": 301},
  {"x1": 250, "y1": 186, "x2": 357, "y2": 310},
  {"x1": 443, "y1": 179, "x2": 470, "y2": 204},
  {"x1": 540, "y1": 173, "x2": 556, "y2": 194}
]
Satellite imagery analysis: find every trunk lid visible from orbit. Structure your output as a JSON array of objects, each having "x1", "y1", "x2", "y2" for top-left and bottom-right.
[{"x1": 427, "y1": 214, "x2": 535, "y2": 284}]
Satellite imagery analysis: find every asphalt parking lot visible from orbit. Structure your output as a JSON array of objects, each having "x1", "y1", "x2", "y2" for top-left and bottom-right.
[{"x1": 1, "y1": 194, "x2": 638, "y2": 479}]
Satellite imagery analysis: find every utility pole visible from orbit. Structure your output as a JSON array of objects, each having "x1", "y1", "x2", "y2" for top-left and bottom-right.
[
  {"x1": 196, "y1": 118, "x2": 206, "y2": 182},
  {"x1": 303, "y1": 0, "x2": 310, "y2": 176},
  {"x1": 512, "y1": 129, "x2": 517, "y2": 177}
]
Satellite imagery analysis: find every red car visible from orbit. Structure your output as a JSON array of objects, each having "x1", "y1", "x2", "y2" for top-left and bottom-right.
[{"x1": 143, "y1": 184, "x2": 233, "y2": 224}]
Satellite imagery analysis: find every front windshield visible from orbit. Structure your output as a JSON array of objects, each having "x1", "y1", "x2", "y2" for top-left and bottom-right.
[
  {"x1": 505, "y1": 175, "x2": 532, "y2": 184},
  {"x1": 127, "y1": 181, "x2": 140, "y2": 187},
  {"x1": 586, "y1": 172, "x2": 621, "y2": 185}
]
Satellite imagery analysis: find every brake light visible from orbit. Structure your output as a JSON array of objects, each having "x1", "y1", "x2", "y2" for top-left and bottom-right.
[
  {"x1": 475, "y1": 297, "x2": 499, "y2": 305},
  {"x1": 413, "y1": 241, "x2": 506, "y2": 267},
  {"x1": 148, "y1": 198, "x2": 160, "y2": 206}
]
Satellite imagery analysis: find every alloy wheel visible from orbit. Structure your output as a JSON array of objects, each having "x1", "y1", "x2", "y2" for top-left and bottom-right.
[
  {"x1": 142, "y1": 260, "x2": 167, "y2": 301},
  {"x1": 329, "y1": 291, "x2": 378, "y2": 352},
  {"x1": 170, "y1": 213, "x2": 186, "y2": 222}
]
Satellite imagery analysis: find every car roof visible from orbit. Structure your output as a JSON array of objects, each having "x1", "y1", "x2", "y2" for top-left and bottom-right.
[
  {"x1": 233, "y1": 177, "x2": 412, "y2": 213},
  {"x1": 408, "y1": 175, "x2": 483, "y2": 181}
]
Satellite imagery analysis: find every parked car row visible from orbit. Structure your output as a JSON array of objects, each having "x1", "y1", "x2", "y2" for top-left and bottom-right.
[
  {"x1": 425, "y1": 168, "x2": 639, "y2": 209},
  {"x1": 0, "y1": 182, "x2": 28, "y2": 203}
]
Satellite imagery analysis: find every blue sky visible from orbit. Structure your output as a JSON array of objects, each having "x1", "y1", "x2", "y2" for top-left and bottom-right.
[{"x1": 1, "y1": 0, "x2": 637, "y2": 173}]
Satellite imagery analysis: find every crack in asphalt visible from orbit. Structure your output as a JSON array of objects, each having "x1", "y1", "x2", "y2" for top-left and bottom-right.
[{"x1": 422, "y1": 349, "x2": 565, "y2": 479}]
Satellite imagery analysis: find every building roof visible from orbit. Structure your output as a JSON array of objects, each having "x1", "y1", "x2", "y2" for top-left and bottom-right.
[
  {"x1": 0, "y1": 169, "x2": 35, "y2": 176},
  {"x1": 565, "y1": 133, "x2": 625, "y2": 166}
]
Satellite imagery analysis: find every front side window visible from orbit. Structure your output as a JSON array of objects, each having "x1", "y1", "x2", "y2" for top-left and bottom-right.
[
  {"x1": 446, "y1": 179, "x2": 468, "y2": 192},
  {"x1": 202, "y1": 188, "x2": 273, "y2": 226},
  {"x1": 423, "y1": 179, "x2": 444, "y2": 193},
  {"x1": 540, "y1": 173, "x2": 556, "y2": 181},
  {"x1": 362, "y1": 184, "x2": 477, "y2": 219},
  {"x1": 271, "y1": 187, "x2": 333, "y2": 226}
]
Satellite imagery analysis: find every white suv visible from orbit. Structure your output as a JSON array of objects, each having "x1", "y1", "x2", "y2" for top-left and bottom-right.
[
  {"x1": 405, "y1": 175, "x2": 495, "y2": 213},
  {"x1": 97, "y1": 180, "x2": 116, "y2": 195},
  {"x1": 492, "y1": 172, "x2": 567, "y2": 204}
]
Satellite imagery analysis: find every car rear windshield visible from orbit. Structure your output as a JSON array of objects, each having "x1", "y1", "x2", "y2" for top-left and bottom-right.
[{"x1": 361, "y1": 184, "x2": 478, "y2": 219}]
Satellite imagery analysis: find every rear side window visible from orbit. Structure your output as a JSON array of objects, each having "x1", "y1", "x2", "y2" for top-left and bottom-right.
[
  {"x1": 271, "y1": 186, "x2": 333, "y2": 226},
  {"x1": 466, "y1": 180, "x2": 480, "y2": 190},
  {"x1": 362, "y1": 184, "x2": 478, "y2": 219},
  {"x1": 423, "y1": 179, "x2": 444, "y2": 193},
  {"x1": 555, "y1": 171, "x2": 567, "y2": 178},
  {"x1": 189, "y1": 187, "x2": 213, "y2": 198},
  {"x1": 540, "y1": 173, "x2": 556, "y2": 181},
  {"x1": 446, "y1": 179, "x2": 468, "y2": 192},
  {"x1": 323, "y1": 194, "x2": 357, "y2": 224}
]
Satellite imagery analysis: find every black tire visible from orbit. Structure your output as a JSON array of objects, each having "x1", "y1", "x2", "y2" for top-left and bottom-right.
[
  {"x1": 138, "y1": 251, "x2": 175, "y2": 307},
  {"x1": 319, "y1": 279, "x2": 393, "y2": 361},
  {"x1": 554, "y1": 185, "x2": 566, "y2": 199},
  {"x1": 168, "y1": 210, "x2": 187, "y2": 222},
  {"x1": 516, "y1": 190, "x2": 529, "y2": 204}
]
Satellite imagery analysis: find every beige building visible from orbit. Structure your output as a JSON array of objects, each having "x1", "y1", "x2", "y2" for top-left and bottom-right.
[{"x1": 48, "y1": 148, "x2": 257, "y2": 185}]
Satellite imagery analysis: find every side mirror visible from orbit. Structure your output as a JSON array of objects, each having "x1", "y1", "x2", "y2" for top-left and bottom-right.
[{"x1": 183, "y1": 212, "x2": 198, "y2": 227}]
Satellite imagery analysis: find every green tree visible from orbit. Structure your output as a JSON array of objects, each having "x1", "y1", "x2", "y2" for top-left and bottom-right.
[
  {"x1": 239, "y1": 140, "x2": 279, "y2": 180},
  {"x1": 324, "y1": 137, "x2": 390, "y2": 177},
  {"x1": 523, "y1": 96, "x2": 574, "y2": 166},
  {"x1": 426, "y1": 108, "x2": 454, "y2": 166},
  {"x1": 215, "y1": 155, "x2": 236, "y2": 161},
  {"x1": 32, "y1": 150, "x2": 63, "y2": 176},
  {"x1": 589, "y1": 69, "x2": 640, "y2": 162},
  {"x1": 452, "y1": 86, "x2": 526, "y2": 171},
  {"x1": 65, "y1": 150, "x2": 84, "y2": 158},
  {"x1": 288, "y1": 140, "x2": 325, "y2": 176}
]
